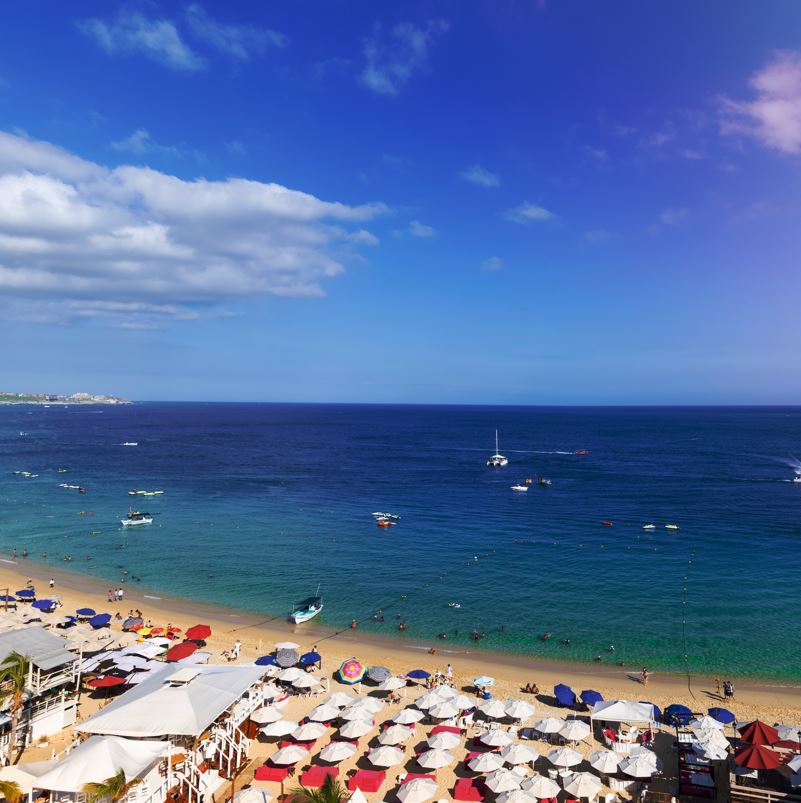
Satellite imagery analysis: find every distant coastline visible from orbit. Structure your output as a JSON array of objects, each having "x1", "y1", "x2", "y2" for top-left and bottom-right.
[{"x1": 0, "y1": 391, "x2": 129, "y2": 405}]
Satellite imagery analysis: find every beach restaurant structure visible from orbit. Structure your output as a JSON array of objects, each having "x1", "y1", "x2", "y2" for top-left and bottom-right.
[
  {"x1": 74, "y1": 664, "x2": 270, "y2": 803},
  {"x1": 0, "y1": 625, "x2": 80, "y2": 761}
]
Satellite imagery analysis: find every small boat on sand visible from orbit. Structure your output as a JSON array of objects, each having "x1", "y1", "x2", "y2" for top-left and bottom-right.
[{"x1": 290, "y1": 588, "x2": 323, "y2": 624}]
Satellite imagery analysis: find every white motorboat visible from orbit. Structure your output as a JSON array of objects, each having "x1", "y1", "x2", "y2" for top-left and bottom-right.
[
  {"x1": 122, "y1": 442, "x2": 138, "y2": 447},
  {"x1": 794, "y1": 475, "x2": 801, "y2": 484},
  {"x1": 487, "y1": 430, "x2": 508, "y2": 467},
  {"x1": 121, "y1": 511, "x2": 153, "y2": 526},
  {"x1": 290, "y1": 587, "x2": 323, "y2": 624},
  {"x1": 511, "y1": 483, "x2": 528, "y2": 492},
  {"x1": 642, "y1": 524, "x2": 656, "y2": 530}
]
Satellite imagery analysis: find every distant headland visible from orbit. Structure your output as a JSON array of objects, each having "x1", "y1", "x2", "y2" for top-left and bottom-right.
[{"x1": 0, "y1": 391, "x2": 130, "y2": 405}]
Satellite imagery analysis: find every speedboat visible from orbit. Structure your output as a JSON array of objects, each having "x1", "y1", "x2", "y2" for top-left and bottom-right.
[
  {"x1": 122, "y1": 442, "x2": 138, "y2": 447},
  {"x1": 487, "y1": 430, "x2": 508, "y2": 467},
  {"x1": 447, "y1": 602, "x2": 461, "y2": 609},
  {"x1": 575, "y1": 449, "x2": 590, "y2": 455},
  {"x1": 601, "y1": 520, "x2": 614, "y2": 527},
  {"x1": 665, "y1": 523, "x2": 680, "y2": 531},
  {"x1": 376, "y1": 518, "x2": 395, "y2": 527},
  {"x1": 290, "y1": 592, "x2": 323, "y2": 624},
  {"x1": 57, "y1": 468, "x2": 68, "y2": 473},
  {"x1": 121, "y1": 511, "x2": 153, "y2": 526},
  {"x1": 511, "y1": 483, "x2": 528, "y2": 492},
  {"x1": 537, "y1": 477, "x2": 552, "y2": 487},
  {"x1": 642, "y1": 524, "x2": 656, "y2": 530},
  {"x1": 794, "y1": 475, "x2": 801, "y2": 484}
]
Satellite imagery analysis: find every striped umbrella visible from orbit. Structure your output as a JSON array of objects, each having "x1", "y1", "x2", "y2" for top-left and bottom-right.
[
  {"x1": 337, "y1": 657, "x2": 366, "y2": 685},
  {"x1": 367, "y1": 665, "x2": 392, "y2": 683}
]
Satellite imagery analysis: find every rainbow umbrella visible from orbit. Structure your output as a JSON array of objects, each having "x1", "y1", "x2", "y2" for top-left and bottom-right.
[{"x1": 337, "y1": 657, "x2": 366, "y2": 685}]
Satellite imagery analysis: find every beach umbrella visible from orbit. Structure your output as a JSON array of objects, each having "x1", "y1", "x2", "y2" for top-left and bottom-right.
[
  {"x1": 406, "y1": 669, "x2": 430, "y2": 681},
  {"x1": 589, "y1": 748, "x2": 620, "y2": 774},
  {"x1": 505, "y1": 700, "x2": 535, "y2": 721},
  {"x1": 233, "y1": 789, "x2": 271, "y2": 803},
  {"x1": 547, "y1": 747, "x2": 582, "y2": 768},
  {"x1": 165, "y1": 642, "x2": 197, "y2": 662},
  {"x1": 708, "y1": 706, "x2": 736, "y2": 725},
  {"x1": 788, "y1": 755, "x2": 801, "y2": 774},
  {"x1": 318, "y1": 741, "x2": 358, "y2": 763},
  {"x1": 396, "y1": 778, "x2": 437, "y2": 803},
  {"x1": 564, "y1": 772, "x2": 602, "y2": 799},
  {"x1": 429, "y1": 701, "x2": 459, "y2": 720},
  {"x1": 580, "y1": 689, "x2": 603, "y2": 706},
  {"x1": 250, "y1": 706, "x2": 284, "y2": 725},
  {"x1": 87, "y1": 675, "x2": 126, "y2": 689},
  {"x1": 739, "y1": 720, "x2": 780, "y2": 746},
  {"x1": 276, "y1": 649, "x2": 299, "y2": 668},
  {"x1": 496, "y1": 789, "x2": 536, "y2": 803},
  {"x1": 454, "y1": 694, "x2": 474, "y2": 710},
  {"x1": 553, "y1": 683, "x2": 577, "y2": 707},
  {"x1": 148, "y1": 637, "x2": 171, "y2": 648},
  {"x1": 277, "y1": 667, "x2": 304, "y2": 683},
  {"x1": 349, "y1": 697, "x2": 384, "y2": 714},
  {"x1": 76, "y1": 607, "x2": 95, "y2": 617},
  {"x1": 367, "y1": 745, "x2": 405, "y2": 767},
  {"x1": 394, "y1": 708, "x2": 425, "y2": 725},
  {"x1": 427, "y1": 732, "x2": 461, "y2": 750},
  {"x1": 261, "y1": 720, "x2": 298, "y2": 738},
  {"x1": 112, "y1": 655, "x2": 150, "y2": 672},
  {"x1": 775, "y1": 725, "x2": 801, "y2": 744},
  {"x1": 15, "y1": 590, "x2": 35, "y2": 599},
  {"x1": 415, "y1": 692, "x2": 443, "y2": 710},
  {"x1": 255, "y1": 655, "x2": 277, "y2": 666},
  {"x1": 468, "y1": 752, "x2": 504, "y2": 773},
  {"x1": 339, "y1": 719, "x2": 373, "y2": 739},
  {"x1": 275, "y1": 641, "x2": 300, "y2": 650},
  {"x1": 379, "y1": 724, "x2": 414, "y2": 745},
  {"x1": 300, "y1": 651, "x2": 321, "y2": 666},
  {"x1": 417, "y1": 748, "x2": 455, "y2": 769},
  {"x1": 641, "y1": 700, "x2": 662, "y2": 721},
  {"x1": 480, "y1": 729, "x2": 513, "y2": 748},
  {"x1": 520, "y1": 775, "x2": 560, "y2": 798},
  {"x1": 32, "y1": 599, "x2": 55, "y2": 611},
  {"x1": 500, "y1": 743, "x2": 537, "y2": 765},
  {"x1": 378, "y1": 676, "x2": 407, "y2": 692},
  {"x1": 367, "y1": 665, "x2": 392, "y2": 683},
  {"x1": 122, "y1": 616, "x2": 143, "y2": 631},
  {"x1": 339, "y1": 706, "x2": 373, "y2": 722},
  {"x1": 291, "y1": 673, "x2": 321, "y2": 689},
  {"x1": 292, "y1": 722, "x2": 327, "y2": 741},
  {"x1": 308, "y1": 703, "x2": 341, "y2": 722},
  {"x1": 479, "y1": 699, "x2": 508, "y2": 719},
  {"x1": 693, "y1": 728, "x2": 729, "y2": 750},
  {"x1": 690, "y1": 715, "x2": 725, "y2": 732},
  {"x1": 185, "y1": 624, "x2": 211, "y2": 641},
  {"x1": 559, "y1": 719, "x2": 591, "y2": 742},
  {"x1": 324, "y1": 692, "x2": 356, "y2": 708},
  {"x1": 664, "y1": 704, "x2": 693, "y2": 726},
  {"x1": 692, "y1": 739, "x2": 729, "y2": 761},
  {"x1": 121, "y1": 642, "x2": 164, "y2": 658},
  {"x1": 337, "y1": 658, "x2": 366, "y2": 685},
  {"x1": 473, "y1": 676, "x2": 494, "y2": 687},
  {"x1": 271, "y1": 744, "x2": 309, "y2": 765},
  {"x1": 484, "y1": 769, "x2": 522, "y2": 793},
  {"x1": 534, "y1": 717, "x2": 564, "y2": 734},
  {"x1": 434, "y1": 685, "x2": 456, "y2": 699},
  {"x1": 262, "y1": 683, "x2": 283, "y2": 700},
  {"x1": 735, "y1": 744, "x2": 781, "y2": 770},
  {"x1": 0, "y1": 595, "x2": 16, "y2": 602},
  {"x1": 619, "y1": 753, "x2": 662, "y2": 777}
]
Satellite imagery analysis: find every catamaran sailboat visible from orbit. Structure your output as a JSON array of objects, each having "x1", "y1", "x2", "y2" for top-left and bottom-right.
[
  {"x1": 290, "y1": 586, "x2": 323, "y2": 624},
  {"x1": 486, "y1": 430, "x2": 508, "y2": 467}
]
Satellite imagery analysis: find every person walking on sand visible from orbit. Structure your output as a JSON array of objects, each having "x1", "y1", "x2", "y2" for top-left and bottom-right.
[
  {"x1": 232, "y1": 639, "x2": 241, "y2": 660},
  {"x1": 446, "y1": 663, "x2": 453, "y2": 681},
  {"x1": 641, "y1": 667, "x2": 649, "y2": 685},
  {"x1": 49, "y1": 578, "x2": 55, "y2": 590},
  {"x1": 724, "y1": 680, "x2": 735, "y2": 702},
  {"x1": 117, "y1": 587, "x2": 124, "y2": 602},
  {"x1": 715, "y1": 675, "x2": 721, "y2": 698}
]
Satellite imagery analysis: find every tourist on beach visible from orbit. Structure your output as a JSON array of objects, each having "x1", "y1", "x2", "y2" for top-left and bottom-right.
[
  {"x1": 117, "y1": 587, "x2": 124, "y2": 602},
  {"x1": 715, "y1": 675, "x2": 722, "y2": 697},
  {"x1": 11, "y1": 548, "x2": 16, "y2": 559},
  {"x1": 641, "y1": 668, "x2": 649, "y2": 685},
  {"x1": 49, "y1": 578, "x2": 54, "y2": 589},
  {"x1": 724, "y1": 680, "x2": 735, "y2": 701},
  {"x1": 107, "y1": 589, "x2": 114, "y2": 603},
  {"x1": 350, "y1": 619, "x2": 358, "y2": 629},
  {"x1": 446, "y1": 663, "x2": 453, "y2": 680},
  {"x1": 232, "y1": 639, "x2": 241, "y2": 660}
]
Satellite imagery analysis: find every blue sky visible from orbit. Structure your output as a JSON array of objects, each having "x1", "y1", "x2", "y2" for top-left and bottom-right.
[{"x1": 1, "y1": 1, "x2": 801, "y2": 403}]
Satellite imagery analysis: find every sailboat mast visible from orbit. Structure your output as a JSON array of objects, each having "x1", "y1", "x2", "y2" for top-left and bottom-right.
[{"x1": 495, "y1": 429, "x2": 499, "y2": 454}]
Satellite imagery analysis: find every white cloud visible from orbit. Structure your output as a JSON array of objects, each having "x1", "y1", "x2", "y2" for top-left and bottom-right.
[
  {"x1": 408, "y1": 220, "x2": 437, "y2": 237},
  {"x1": 361, "y1": 20, "x2": 448, "y2": 96},
  {"x1": 505, "y1": 202, "x2": 556, "y2": 224},
  {"x1": 582, "y1": 146, "x2": 608, "y2": 163},
  {"x1": 110, "y1": 129, "x2": 203, "y2": 162},
  {"x1": 481, "y1": 256, "x2": 502, "y2": 272},
  {"x1": 184, "y1": 4, "x2": 287, "y2": 59},
  {"x1": 0, "y1": 130, "x2": 387, "y2": 325},
  {"x1": 459, "y1": 164, "x2": 500, "y2": 188},
  {"x1": 720, "y1": 50, "x2": 801, "y2": 155},
  {"x1": 78, "y1": 10, "x2": 205, "y2": 71},
  {"x1": 225, "y1": 140, "x2": 246, "y2": 156}
]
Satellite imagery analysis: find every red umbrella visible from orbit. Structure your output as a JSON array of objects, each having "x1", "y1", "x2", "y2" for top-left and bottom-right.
[
  {"x1": 150, "y1": 627, "x2": 165, "y2": 635},
  {"x1": 166, "y1": 642, "x2": 198, "y2": 662},
  {"x1": 185, "y1": 624, "x2": 211, "y2": 641},
  {"x1": 734, "y1": 744, "x2": 781, "y2": 770},
  {"x1": 738, "y1": 720, "x2": 780, "y2": 746},
  {"x1": 87, "y1": 675, "x2": 127, "y2": 689}
]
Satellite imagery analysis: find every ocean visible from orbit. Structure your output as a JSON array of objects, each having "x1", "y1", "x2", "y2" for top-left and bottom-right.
[{"x1": 1, "y1": 403, "x2": 800, "y2": 681}]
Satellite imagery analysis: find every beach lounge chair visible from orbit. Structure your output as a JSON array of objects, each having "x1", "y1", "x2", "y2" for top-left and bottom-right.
[
  {"x1": 254, "y1": 765, "x2": 289, "y2": 782},
  {"x1": 348, "y1": 770, "x2": 386, "y2": 793},
  {"x1": 299, "y1": 766, "x2": 339, "y2": 788},
  {"x1": 453, "y1": 778, "x2": 485, "y2": 802},
  {"x1": 402, "y1": 774, "x2": 436, "y2": 784}
]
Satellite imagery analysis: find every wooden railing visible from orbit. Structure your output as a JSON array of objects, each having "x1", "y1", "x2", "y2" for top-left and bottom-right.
[{"x1": 731, "y1": 785, "x2": 801, "y2": 803}]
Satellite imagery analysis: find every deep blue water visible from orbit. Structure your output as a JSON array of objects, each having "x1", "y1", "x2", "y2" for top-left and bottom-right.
[{"x1": 1, "y1": 403, "x2": 800, "y2": 680}]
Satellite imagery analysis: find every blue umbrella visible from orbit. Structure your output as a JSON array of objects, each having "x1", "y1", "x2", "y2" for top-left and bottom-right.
[
  {"x1": 90, "y1": 613, "x2": 112, "y2": 629},
  {"x1": 708, "y1": 707, "x2": 736, "y2": 724},
  {"x1": 473, "y1": 676, "x2": 494, "y2": 687},
  {"x1": 76, "y1": 607, "x2": 96, "y2": 617},
  {"x1": 406, "y1": 669, "x2": 430, "y2": 680},
  {"x1": 32, "y1": 599, "x2": 56, "y2": 611},
  {"x1": 665, "y1": 703, "x2": 693, "y2": 725},
  {"x1": 640, "y1": 701, "x2": 662, "y2": 722},
  {"x1": 554, "y1": 683, "x2": 577, "y2": 707},
  {"x1": 300, "y1": 651, "x2": 321, "y2": 666},
  {"x1": 580, "y1": 689, "x2": 604, "y2": 706},
  {"x1": 15, "y1": 589, "x2": 35, "y2": 599},
  {"x1": 0, "y1": 595, "x2": 16, "y2": 602},
  {"x1": 255, "y1": 655, "x2": 277, "y2": 666}
]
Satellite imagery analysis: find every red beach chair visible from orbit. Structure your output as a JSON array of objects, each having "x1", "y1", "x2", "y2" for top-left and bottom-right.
[
  {"x1": 348, "y1": 770, "x2": 386, "y2": 793},
  {"x1": 254, "y1": 765, "x2": 289, "y2": 782},
  {"x1": 453, "y1": 778, "x2": 485, "y2": 802},
  {"x1": 300, "y1": 766, "x2": 339, "y2": 788}
]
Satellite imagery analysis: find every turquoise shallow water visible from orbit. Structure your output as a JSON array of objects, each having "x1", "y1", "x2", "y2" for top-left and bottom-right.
[{"x1": 1, "y1": 403, "x2": 800, "y2": 681}]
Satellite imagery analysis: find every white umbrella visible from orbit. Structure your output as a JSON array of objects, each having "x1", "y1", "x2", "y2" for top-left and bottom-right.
[
  {"x1": 429, "y1": 701, "x2": 460, "y2": 719},
  {"x1": 276, "y1": 641, "x2": 300, "y2": 650},
  {"x1": 505, "y1": 700, "x2": 535, "y2": 721},
  {"x1": 250, "y1": 706, "x2": 284, "y2": 725},
  {"x1": 340, "y1": 719, "x2": 374, "y2": 739},
  {"x1": 292, "y1": 674, "x2": 321, "y2": 689},
  {"x1": 340, "y1": 706, "x2": 374, "y2": 721},
  {"x1": 325, "y1": 692, "x2": 357, "y2": 708},
  {"x1": 417, "y1": 748, "x2": 455, "y2": 769},
  {"x1": 454, "y1": 694, "x2": 475, "y2": 710},
  {"x1": 690, "y1": 715, "x2": 725, "y2": 732},
  {"x1": 318, "y1": 741, "x2": 358, "y2": 763},
  {"x1": 277, "y1": 667, "x2": 304, "y2": 682},
  {"x1": 496, "y1": 790, "x2": 536, "y2": 803},
  {"x1": 349, "y1": 791, "x2": 368, "y2": 803},
  {"x1": 415, "y1": 692, "x2": 443, "y2": 710},
  {"x1": 521, "y1": 775, "x2": 560, "y2": 798},
  {"x1": 480, "y1": 729, "x2": 513, "y2": 747},
  {"x1": 427, "y1": 732, "x2": 461, "y2": 750},
  {"x1": 468, "y1": 752, "x2": 504, "y2": 773},
  {"x1": 308, "y1": 703, "x2": 341, "y2": 722},
  {"x1": 589, "y1": 749, "x2": 620, "y2": 774},
  {"x1": 479, "y1": 699, "x2": 508, "y2": 719},
  {"x1": 367, "y1": 745, "x2": 406, "y2": 767},
  {"x1": 379, "y1": 724, "x2": 414, "y2": 745},
  {"x1": 378, "y1": 676, "x2": 407, "y2": 692},
  {"x1": 692, "y1": 740, "x2": 728, "y2": 761},
  {"x1": 535, "y1": 717, "x2": 564, "y2": 734},
  {"x1": 233, "y1": 788, "x2": 272, "y2": 803},
  {"x1": 261, "y1": 720, "x2": 297, "y2": 737},
  {"x1": 349, "y1": 697, "x2": 384, "y2": 714},
  {"x1": 271, "y1": 744, "x2": 309, "y2": 765},
  {"x1": 394, "y1": 708, "x2": 425, "y2": 725},
  {"x1": 396, "y1": 778, "x2": 437, "y2": 803},
  {"x1": 619, "y1": 753, "x2": 661, "y2": 778},
  {"x1": 547, "y1": 747, "x2": 582, "y2": 768},
  {"x1": 484, "y1": 769, "x2": 522, "y2": 793},
  {"x1": 500, "y1": 743, "x2": 538, "y2": 765},
  {"x1": 435, "y1": 685, "x2": 457, "y2": 699},
  {"x1": 788, "y1": 754, "x2": 801, "y2": 773},
  {"x1": 694, "y1": 727, "x2": 729, "y2": 749},
  {"x1": 292, "y1": 721, "x2": 327, "y2": 741},
  {"x1": 564, "y1": 772, "x2": 602, "y2": 799},
  {"x1": 559, "y1": 720, "x2": 591, "y2": 742}
]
